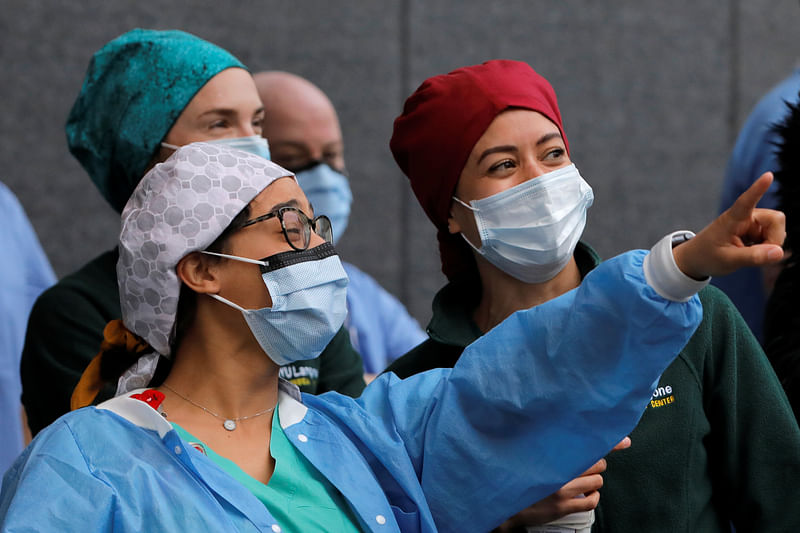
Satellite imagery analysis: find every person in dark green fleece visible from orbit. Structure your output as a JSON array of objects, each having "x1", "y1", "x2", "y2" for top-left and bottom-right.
[
  {"x1": 387, "y1": 59, "x2": 800, "y2": 532},
  {"x1": 20, "y1": 29, "x2": 365, "y2": 437}
]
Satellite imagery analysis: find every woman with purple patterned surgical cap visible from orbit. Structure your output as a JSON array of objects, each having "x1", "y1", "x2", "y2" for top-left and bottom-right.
[
  {"x1": 0, "y1": 139, "x2": 782, "y2": 531},
  {"x1": 21, "y1": 29, "x2": 366, "y2": 438}
]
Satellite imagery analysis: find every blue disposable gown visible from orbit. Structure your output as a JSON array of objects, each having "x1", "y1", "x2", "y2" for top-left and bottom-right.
[{"x1": 0, "y1": 251, "x2": 702, "y2": 532}]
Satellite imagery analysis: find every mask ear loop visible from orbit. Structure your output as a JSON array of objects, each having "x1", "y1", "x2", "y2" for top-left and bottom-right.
[
  {"x1": 207, "y1": 293, "x2": 248, "y2": 312},
  {"x1": 452, "y1": 196, "x2": 478, "y2": 212},
  {"x1": 201, "y1": 250, "x2": 269, "y2": 267},
  {"x1": 199, "y1": 251, "x2": 272, "y2": 310},
  {"x1": 459, "y1": 233, "x2": 484, "y2": 255},
  {"x1": 450, "y1": 197, "x2": 484, "y2": 254}
]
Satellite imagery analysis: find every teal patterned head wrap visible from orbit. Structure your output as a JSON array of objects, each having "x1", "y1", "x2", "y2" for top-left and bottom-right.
[{"x1": 66, "y1": 29, "x2": 246, "y2": 212}]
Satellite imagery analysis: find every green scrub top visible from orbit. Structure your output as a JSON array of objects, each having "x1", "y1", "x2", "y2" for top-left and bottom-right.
[{"x1": 172, "y1": 409, "x2": 362, "y2": 533}]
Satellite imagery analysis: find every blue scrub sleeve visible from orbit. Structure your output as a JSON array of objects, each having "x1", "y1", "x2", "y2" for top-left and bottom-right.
[{"x1": 339, "y1": 250, "x2": 702, "y2": 532}]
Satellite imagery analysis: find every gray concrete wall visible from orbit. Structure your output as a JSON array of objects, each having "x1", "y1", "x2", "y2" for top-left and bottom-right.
[{"x1": 3, "y1": 1, "x2": 799, "y2": 326}]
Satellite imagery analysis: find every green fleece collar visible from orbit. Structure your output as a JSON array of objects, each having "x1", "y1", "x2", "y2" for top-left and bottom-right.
[{"x1": 427, "y1": 242, "x2": 601, "y2": 348}]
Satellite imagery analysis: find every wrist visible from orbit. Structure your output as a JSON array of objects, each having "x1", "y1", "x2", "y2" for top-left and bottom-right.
[
  {"x1": 671, "y1": 235, "x2": 708, "y2": 281},
  {"x1": 643, "y1": 231, "x2": 710, "y2": 302}
]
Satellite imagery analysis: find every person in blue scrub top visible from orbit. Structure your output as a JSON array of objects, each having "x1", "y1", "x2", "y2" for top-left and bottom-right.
[
  {"x1": 0, "y1": 140, "x2": 785, "y2": 532},
  {"x1": 713, "y1": 68, "x2": 800, "y2": 341},
  {"x1": 254, "y1": 71, "x2": 426, "y2": 377},
  {"x1": 0, "y1": 182, "x2": 55, "y2": 475}
]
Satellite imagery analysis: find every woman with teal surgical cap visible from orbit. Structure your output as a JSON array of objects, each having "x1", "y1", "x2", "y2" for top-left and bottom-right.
[
  {"x1": 20, "y1": 29, "x2": 366, "y2": 436},
  {"x1": 65, "y1": 28, "x2": 250, "y2": 211}
]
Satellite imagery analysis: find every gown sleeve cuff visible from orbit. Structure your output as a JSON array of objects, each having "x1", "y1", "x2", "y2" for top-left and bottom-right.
[{"x1": 643, "y1": 231, "x2": 710, "y2": 302}]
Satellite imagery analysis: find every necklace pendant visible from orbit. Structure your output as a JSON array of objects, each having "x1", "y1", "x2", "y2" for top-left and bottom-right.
[{"x1": 223, "y1": 419, "x2": 237, "y2": 431}]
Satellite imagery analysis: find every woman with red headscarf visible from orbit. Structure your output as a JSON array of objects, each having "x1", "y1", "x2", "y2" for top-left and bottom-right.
[{"x1": 387, "y1": 60, "x2": 800, "y2": 532}]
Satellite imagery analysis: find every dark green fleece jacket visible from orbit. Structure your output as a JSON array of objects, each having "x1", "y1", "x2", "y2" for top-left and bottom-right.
[{"x1": 386, "y1": 243, "x2": 800, "y2": 532}]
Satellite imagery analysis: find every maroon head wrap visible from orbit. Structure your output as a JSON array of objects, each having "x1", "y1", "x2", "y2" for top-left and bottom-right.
[{"x1": 390, "y1": 60, "x2": 568, "y2": 280}]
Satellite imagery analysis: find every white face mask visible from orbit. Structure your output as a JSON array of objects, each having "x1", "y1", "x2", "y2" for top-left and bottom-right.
[{"x1": 453, "y1": 163, "x2": 594, "y2": 283}]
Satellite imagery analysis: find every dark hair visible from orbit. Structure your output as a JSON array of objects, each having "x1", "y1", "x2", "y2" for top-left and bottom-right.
[
  {"x1": 169, "y1": 204, "x2": 252, "y2": 353},
  {"x1": 763, "y1": 92, "x2": 800, "y2": 420},
  {"x1": 773, "y1": 95, "x2": 800, "y2": 259}
]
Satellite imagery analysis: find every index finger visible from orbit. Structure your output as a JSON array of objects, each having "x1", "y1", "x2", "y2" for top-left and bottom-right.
[
  {"x1": 611, "y1": 436, "x2": 631, "y2": 451},
  {"x1": 581, "y1": 459, "x2": 607, "y2": 476},
  {"x1": 728, "y1": 172, "x2": 774, "y2": 221}
]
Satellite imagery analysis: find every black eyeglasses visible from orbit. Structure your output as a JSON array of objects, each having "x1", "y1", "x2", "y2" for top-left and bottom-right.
[{"x1": 237, "y1": 206, "x2": 333, "y2": 251}]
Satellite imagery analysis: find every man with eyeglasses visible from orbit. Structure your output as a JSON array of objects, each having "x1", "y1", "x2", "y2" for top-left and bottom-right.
[{"x1": 255, "y1": 71, "x2": 427, "y2": 379}]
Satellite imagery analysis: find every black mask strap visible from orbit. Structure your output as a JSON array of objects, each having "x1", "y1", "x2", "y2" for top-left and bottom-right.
[{"x1": 259, "y1": 242, "x2": 337, "y2": 274}]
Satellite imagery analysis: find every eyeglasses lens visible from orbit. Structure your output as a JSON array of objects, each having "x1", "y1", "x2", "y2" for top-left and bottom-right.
[
  {"x1": 314, "y1": 216, "x2": 333, "y2": 243},
  {"x1": 280, "y1": 209, "x2": 310, "y2": 250}
]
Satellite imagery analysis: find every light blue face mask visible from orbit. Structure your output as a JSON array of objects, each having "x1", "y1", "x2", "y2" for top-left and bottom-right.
[
  {"x1": 162, "y1": 135, "x2": 271, "y2": 161},
  {"x1": 295, "y1": 163, "x2": 352, "y2": 243},
  {"x1": 203, "y1": 243, "x2": 349, "y2": 365}
]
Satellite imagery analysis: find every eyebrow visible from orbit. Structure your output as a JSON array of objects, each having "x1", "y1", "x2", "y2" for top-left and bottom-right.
[
  {"x1": 536, "y1": 132, "x2": 563, "y2": 146},
  {"x1": 197, "y1": 105, "x2": 265, "y2": 119},
  {"x1": 268, "y1": 140, "x2": 310, "y2": 151},
  {"x1": 322, "y1": 141, "x2": 344, "y2": 151},
  {"x1": 264, "y1": 198, "x2": 315, "y2": 219},
  {"x1": 476, "y1": 132, "x2": 564, "y2": 164},
  {"x1": 270, "y1": 140, "x2": 343, "y2": 152},
  {"x1": 477, "y1": 145, "x2": 517, "y2": 164},
  {"x1": 266, "y1": 199, "x2": 302, "y2": 213}
]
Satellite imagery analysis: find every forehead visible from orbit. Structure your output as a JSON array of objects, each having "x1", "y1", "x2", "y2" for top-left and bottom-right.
[
  {"x1": 472, "y1": 109, "x2": 562, "y2": 149},
  {"x1": 262, "y1": 96, "x2": 341, "y2": 147},
  {"x1": 182, "y1": 68, "x2": 261, "y2": 116},
  {"x1": 248, "y1": 176, "x2": 311, "y2": 214}
]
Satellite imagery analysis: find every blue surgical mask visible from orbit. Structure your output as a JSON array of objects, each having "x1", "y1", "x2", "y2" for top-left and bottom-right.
[
  {"x1": 204, "y1": 243, "x2": 349, "y2": 365},
  {"x1": 453, "y1": 164, "x2": 594, "y2": 283},
  {"x1": 295, "y1": 163, "x2": 352, "y2": 243},
  {"x1": 162, "y1": 135, "x2": 271, "y2": 161}
]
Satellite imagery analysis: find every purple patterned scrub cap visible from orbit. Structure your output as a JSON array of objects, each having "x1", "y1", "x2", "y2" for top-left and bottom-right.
[{"x1": 117, "y1": 142, "x2": 293, "y2": 356}]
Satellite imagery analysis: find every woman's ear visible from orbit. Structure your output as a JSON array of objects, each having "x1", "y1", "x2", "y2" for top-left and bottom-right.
[
  {"x1": 176, "y1": 252, "x2": 221, "y2": 294},
  {"x1": 447, "y1": 201, "x2": 464, "y2": 235}
]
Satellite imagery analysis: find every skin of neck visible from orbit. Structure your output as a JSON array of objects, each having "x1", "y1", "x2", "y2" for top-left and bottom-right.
[
  {"x1": 163, "y1": 295, "x2": 280, "y2": 419},
  {"x1": 160, "y1": 291, "x2": 281, "y2": 485},
  {"x1": 472, "y1": 254, "x2": 582, "y2": 333}
]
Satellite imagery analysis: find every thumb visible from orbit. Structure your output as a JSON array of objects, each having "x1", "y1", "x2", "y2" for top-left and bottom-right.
[{"x1": 722, "y1": 242, "x2": 784, "y2": 269}]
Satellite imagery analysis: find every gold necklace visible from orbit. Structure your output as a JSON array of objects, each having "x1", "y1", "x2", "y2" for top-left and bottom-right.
[{"x1": 161, "y1": 383, "x2": 276, "y2": 431}]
